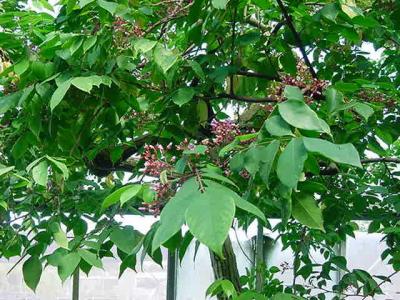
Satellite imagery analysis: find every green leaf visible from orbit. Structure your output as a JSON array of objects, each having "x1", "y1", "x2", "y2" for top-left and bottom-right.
[
  {"x1": 110, "y1": 226, "x2": 142, "y2": 254},
  {"x1": 101, "y1": 185, "x2": 135, "y2": 211},
  {"x1": 341, "y1": 0, "x2": 362, "y2": 18},
  {"x1": 284, "y1": 86, "x2": 303, "y2": 101},
  {"x1": 326, "y1": 87, "x2": 343, "y2": 113},
  {"x1": 70, "y1": 75, "x2": 111, "y2": 93},
  {"x1": 83, "y1": 36, "x2": 97, "y2": 53},
  {"x1": 50, "y1": 222, "x2": 69, "y2": 249},
  {"x1": 201, "y1": 169, "x2": 237, "y2": 188},
  {"x1": 152, "y1": 178, "x2": 198, "y2": 251},
  {"x1": 57, "y1": 252, "x2": 81, "y2": 282},
  {"x1": 32, "y1": 160, "x2": 48, "y2": 186},
  {"x1": 154, "y1": 44, "x2": 178, "y2": 73},
  {"x1": 271, "y1": 293, "x2": 305, "y2": 300},
  {"x1": 0, "y1": 90, "x2": 23, "y2": 114},
  {"x1": 320, "y1": 3, "x2": 339, "y2": 21},
  {"x1": 14, "y1": 59, "x2": 30, "y2": 75},
  {"x1": 204, "y1": 179, "x2": 264, "y2": 222},
  {"x1": 280, "y1": 51, "x2": 297, "y2": 75},
  {"x1": 119, "y1": 254, "x2": 137, "y2": 278},
  {"x1": 187, "y1": 60, "x2": 205, "y2": 80},
  {"x1": 185, "y1": 182, "x2": 235, "y2": 256},
  {"x1": 46, "y1": 156, "x2": 69, "y2": 179},
  {"x1": 292, "y1": 194, "x2": 324, "y2": 231},
  {"x1": 303, "y1": 137, "x2": 362, "y2": 168},
  {"x1": 133, "y1": 38, "x2": 157, "y2": 53},
  {"x1": 259, "y1": 140, "x2": 280, "y2": 187},
  {"x1": 23, "y1": 256, "x2": 42, "y2": 291},
  {"x1": 276, "y1": 138, "x2": 308, "y2": 189},
  {"x1": 77, "y1": 249, "x2": 103, "y2": 269},
  {"x1": 97, "y1": 0, "x2": 118, "y2": 14},
  {"x1": 206, "y1": 279, "x2": 237, "y2": 298},
  {"x1": 120, "y1": 185, "x2": 142, "y2": 206},
  {"x1": 353, "y1": 102, "x2": 374, "y2": 121},
  {"x1": 0, "y1": 166, "x2": 15, "y2": 177},
  {"x1": 211, "y1": 0, "x2": 229, "y2": 9},
  {"x1": 50, "y1": 79, "x2": 71, "y2": 111},
  {"x1": 278, "y1": 100, "x2": 331, "y2": 134},
  {"x1": 264, "y1": 115, "x2": 293, "y2": 137},
  {"x1": 171, "y1": 87, "x2": 196, "y2": 106},
  {"x1": 183, "y1": 144, "x2": 207, "y2": 155}
]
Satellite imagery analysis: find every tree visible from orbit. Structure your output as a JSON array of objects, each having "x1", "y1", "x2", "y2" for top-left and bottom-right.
[{"x1": 0, "y1": 0, "x2": 399, "y2": 299}]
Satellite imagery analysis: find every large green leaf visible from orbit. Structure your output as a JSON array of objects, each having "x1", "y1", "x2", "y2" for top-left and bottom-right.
[
  {"x1": 278, "y1": 100, "x2": 330, "y2": 134},
  {"x1": 49, "y1": 222, "x2": 69, "y2": 249},
  {"x1": 353, "y1": 102, "x2": 374, "y2": 121},
  {"x1": 259, "y1": 140, "x2": 280, "y2": 187},
  {"x1": 50, "y1": 79, "x2": 71, "y2": 111},
  {"x1": 303, "y1": 137, "x2": 362, "y2": 168},
  {"x1": 57, "y1": 252, "x2": 81, "y2": 282},
  {"x1": 0, "y1": 90, "x2": 23, "y2": 114},
  {"x1": 171, "y1": 87, "x2": 196, "y2": 106},
  {"x1": 264, "y1": 115, "x2": 293, "y2": 137},
  {"x1": 0, "y1": 166, "x2": 14, "y2": 177},
  {"x1": 152, "y1": 178, "x2": 198, "y2": 251},
  {"x1": 120, "y1": 185, "x2": 142, "y2": 206},
  {"x1": 325, "y1": 87, "x2": 343, "y2": 113},
  {"x1": 284, "y1": 86, "x2": 304, "y2": 101},
  {"x1": 185, "y1": 183, "x2": 235, "y2": 256},
  {"x1": 276, "y1": 138, "x2": 308, "y2": 189},
  {"x1": 77, "y1": 249, "x2": 103, "y2": 269},
  {"x1": 292, "y1": 194, "x2": 324, "y2": 231},
  {"x1": 71, "y1": 75, "x2": 111, "y2": 93},
  {"x1": 154, "y1": 44, "x2": 178, "y2": 73},
  {"x1": 204, "y1": 180, "x2": 266, "y2": 223},
  {"x1": 133, "y1": 38, "x2": 157, "y2": 53},
  {"x1": 23, "y1": 256, "x2": 42, "y2": 291},
  {"x1": 211, "y1": 0, "x2": 229, "y2": 9},
  {"x1": 101, "y1": 185, "x2": 136, "y2": 211},
  {"x1": 110, "y1": 226, "x2": 143, "y2": 254},
  {"x1": 32, "y1": 160, "x2": 48, "y2": 186}
]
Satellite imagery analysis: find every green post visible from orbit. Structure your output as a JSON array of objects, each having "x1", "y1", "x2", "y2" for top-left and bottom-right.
[
  {"x1": 167, "y1": 250, "x2": 178, "y2": 300},
  {"x1": 72, "y1": 268, "x2": 79, "y2": 300}
]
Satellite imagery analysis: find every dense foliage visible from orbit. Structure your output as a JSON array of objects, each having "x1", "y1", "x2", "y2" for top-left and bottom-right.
[{"x1": 0, "y1": 0, "x2": 399, "y2": 299}]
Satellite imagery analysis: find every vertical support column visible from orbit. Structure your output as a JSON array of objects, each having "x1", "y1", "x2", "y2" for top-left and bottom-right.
[
  {"x1": 167, "y1": 250, "x2": 178, "y2": 300},
  {"x1": 255, "y1": 221, "x2": 264, "y2": 292},
  {"x1": 72, "y1": 268, "x2": 80, "y2": 300},
  {"x1": 334, "y1": 238, "x2": 347, "y2": 299}
]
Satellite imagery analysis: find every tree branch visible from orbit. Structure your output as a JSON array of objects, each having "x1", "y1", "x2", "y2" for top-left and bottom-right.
[
  {"x1": 318, "y1": 157, "x2": 400, "y2": 176},
  {"x1": 236, "y1": 70, "x2": 280, "y2": 81},
  {"x1": 276, "y1": 0, "x2": 318, "y2": 79},
  {"x1": 200, "y1": 93, "x2": 278, "y2": 103}
]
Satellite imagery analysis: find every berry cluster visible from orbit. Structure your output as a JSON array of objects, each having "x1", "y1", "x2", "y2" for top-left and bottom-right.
[
  {"x1": 268, "y1": 62, "x2": 328, "y2": 104},
  {"x1": 142, "y1": 144, "x2": 171, "y2": 177},
  {"x1": 113, "y1": 17, "x2": 143, "y2": 37},
  {"x1": 357, "y1": 89, "x2": 396, "y2": 108},
  {"x1": 210, "y1": 119, "x2": 240, "y2": 145}
]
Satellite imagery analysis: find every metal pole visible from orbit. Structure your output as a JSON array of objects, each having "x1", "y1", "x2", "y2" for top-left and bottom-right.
[
  {"x1": 335, "y1": 238, "x2": 346, "y2": 299},
  {"x1": 167, "y1": 250, "x2": 178, "y2": 300},
  {"x1": 72, "y1": 268, "x2": 79, "y2": 300},
  {"x1": 255, "y1": 221, "x2": 264, "y2": 292}
]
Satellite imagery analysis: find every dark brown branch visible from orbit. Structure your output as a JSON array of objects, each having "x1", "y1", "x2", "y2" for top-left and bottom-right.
[
  {"x1": 200, "y1": 93, "x2": 278, "y2": 103},
  {"x1": 361, "y1": 157, "x2": 400, "y2": 164},
  {"x1": 236, "y1": 70, "x2": 279, "y2": 81},
  {"x1": 276, "y1": 0, "x2": 318, "y2": 79},
  {"x1": 245, "y1": 16, "x2": 269, "y2": 31},
  {"x1": 318, "y1": 157, "x2": 400, "y2": 176},
  {"x1": 143, "y1": 3, "x2": 193, "y2": 36}
]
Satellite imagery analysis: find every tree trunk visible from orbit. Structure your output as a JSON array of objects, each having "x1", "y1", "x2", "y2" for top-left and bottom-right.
[{"x1": 209, "y1": 237, "x2": 242, "y2": 300}]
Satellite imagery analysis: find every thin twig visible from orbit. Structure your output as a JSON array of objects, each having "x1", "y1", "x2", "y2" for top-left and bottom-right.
[{"x1": 276, "y1": 0, "x2": 318, "y2": 79}]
